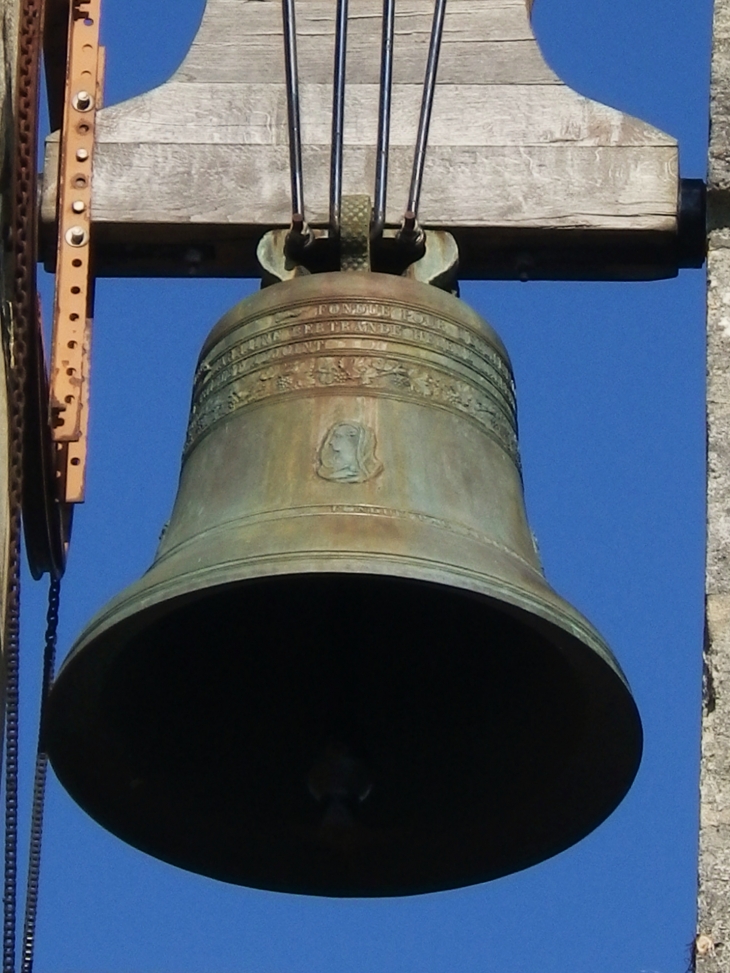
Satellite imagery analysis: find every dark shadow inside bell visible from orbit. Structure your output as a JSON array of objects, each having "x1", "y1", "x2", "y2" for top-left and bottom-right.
[{"x1": 47, "y1": 573, "x2": 640, "y2": 896}]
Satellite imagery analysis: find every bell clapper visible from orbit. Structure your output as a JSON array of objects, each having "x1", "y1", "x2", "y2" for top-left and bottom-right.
[{"x1": 308, "y1": 743, "x2": 373, "y2": 832}]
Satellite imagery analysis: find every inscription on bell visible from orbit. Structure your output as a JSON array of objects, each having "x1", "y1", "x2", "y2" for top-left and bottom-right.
[
  {"x1": 317, "y1": 423, "x2": 383, "y2": 484},
  {"x1": 183, "y1": 285, "x2": 520, "y2": 466}
]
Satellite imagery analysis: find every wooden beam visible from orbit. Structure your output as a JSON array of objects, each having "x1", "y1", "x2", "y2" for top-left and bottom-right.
[{"x1": 40, "y1": 0, "x2": 684, "y2": 279}]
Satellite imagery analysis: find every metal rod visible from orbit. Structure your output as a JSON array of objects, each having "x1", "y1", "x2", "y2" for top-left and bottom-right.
[
  {"x1": 329, "y1": 0, "x2": 348, "y2": 237},
  {"x1": 405, "y1": 0, "x2": 447, "y2": 224},
  {"x1": 372, "y1": 0, "x2": 395, "y2": 237},
  {"x1": 282, "y1": 0, "x2": 305, "y2": 227}
]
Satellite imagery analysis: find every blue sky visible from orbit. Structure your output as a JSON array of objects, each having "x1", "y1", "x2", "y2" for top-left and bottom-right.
[{"x1": 18, "y1": 0, "x2": 714, "y2": 969}]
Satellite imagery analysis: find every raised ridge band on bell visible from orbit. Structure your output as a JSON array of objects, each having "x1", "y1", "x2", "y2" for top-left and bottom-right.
[{"x1": 185, "y1": 274, "x2": 518, "y2": 461}]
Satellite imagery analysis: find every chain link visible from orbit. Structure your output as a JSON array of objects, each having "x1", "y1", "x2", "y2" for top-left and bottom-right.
[
  {"x1": 19, "y1": 577, "x2": 59, "y2": 973},
  {"x1": 2, "y1": 566, "x2": 19, "y2": 973},
  {"x1": 4, "y1": 0, "x2": 46, "y2": 968}
]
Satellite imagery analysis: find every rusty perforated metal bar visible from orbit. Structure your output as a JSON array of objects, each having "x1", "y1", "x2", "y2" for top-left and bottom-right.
[{"x1": 50, "y1": 0, "x2": 103, "y2": 504}]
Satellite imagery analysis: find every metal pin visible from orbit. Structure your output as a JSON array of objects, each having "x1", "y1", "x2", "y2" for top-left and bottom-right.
[
  {"x1": 72, "y1": 90, "x2": 93, "y2": 112},
  {"x1": 329, "y1": 0, "x2": 349, "y2": 238},
  {"x1": 372, "y1": 0, "x2": 395, "y2": 238},
  {"x1": 65, "y1": 226, "x2": 87, "y2": 247}
]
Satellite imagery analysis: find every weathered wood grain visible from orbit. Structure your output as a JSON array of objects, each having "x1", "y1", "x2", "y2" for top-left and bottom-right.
[
  {"x1": 75, "y1": 143, "x2": 676, "y2": 229},
  {"x1": 178, "y1": 38, "x2": 556, "y2": 86},
  {"x1": 40, "y1": 0, "x2": 681, "y2": 277},
  {"x1": 92, "y1": 83, "x2": 675, "y2": 148},
  {"x1": 175, "y1": 0, "x2": 558, "y2": 85}
]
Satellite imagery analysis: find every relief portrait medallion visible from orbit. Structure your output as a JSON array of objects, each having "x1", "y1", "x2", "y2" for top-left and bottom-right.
[{"x1": 317, "y1": 422, "x2": 383, "y2": 483}]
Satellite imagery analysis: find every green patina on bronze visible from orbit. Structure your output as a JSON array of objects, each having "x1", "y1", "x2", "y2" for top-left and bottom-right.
[{"x1": 45, "y1": 272, "x2": 641, "y2": 899}]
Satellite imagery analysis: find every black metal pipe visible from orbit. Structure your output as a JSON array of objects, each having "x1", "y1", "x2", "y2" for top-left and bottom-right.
[
  {"x1": 329, "y1": 0, "x2": 349, "y2": 237},
  {"x1": 372, "y1": 0, "x2": 395, "y2": 238},
  {"x1": 282, "y1": 0, "x2": 305, "y2": 228},
  {"x1": 404, "y1": 0, "x2": 447, "y2": 224},
  {"x1": 678, "y1": 178, "x2": 707, "y2": 268}
]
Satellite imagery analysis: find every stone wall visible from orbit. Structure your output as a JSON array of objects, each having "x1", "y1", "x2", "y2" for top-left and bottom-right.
[{"x1": 697, "y1": 0, "x2": 730, "y2": 969}]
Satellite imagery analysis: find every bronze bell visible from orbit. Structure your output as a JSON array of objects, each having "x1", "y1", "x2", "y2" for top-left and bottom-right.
[{"x1": 45, "y1": 272, "x2": 642, "y2": 897}]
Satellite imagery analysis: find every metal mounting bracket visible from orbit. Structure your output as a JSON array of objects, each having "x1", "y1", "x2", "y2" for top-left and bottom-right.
[{"x1": 49, "y1": 0, "x2": 104, "y2": 503}]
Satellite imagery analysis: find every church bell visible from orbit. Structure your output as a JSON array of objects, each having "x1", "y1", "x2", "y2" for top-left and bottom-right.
[{"x1": 45, "y1": 272, "x2": 642, "y2": 897}]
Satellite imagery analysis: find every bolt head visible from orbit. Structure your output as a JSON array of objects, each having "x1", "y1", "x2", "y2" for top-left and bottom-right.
[
  {"x1": 66, "y1": 226, "x2": 88, "y2": 247},
  {"x1": 73, "y1": 90, "x2": 94, "y2": 111}
]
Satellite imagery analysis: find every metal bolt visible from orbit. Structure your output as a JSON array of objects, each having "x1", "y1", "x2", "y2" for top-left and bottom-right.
[
  {"x1": 184, "y1": 248, "x2": 204, "y2": 265},
  {"x1": 75, "y1": 148, "x2": 89, "y2": 162},
  {"x1": 402, "y1": 211, "x2": 417, "y2": 233},
  {"x1": 66, "y1": 226, "x2": 88, "y2": 247},
  {"x1": 71, "y1": 201, "x2": 85, "y2": 214},
  {"x1": 73, "y1": 90, "x2": 94, "y2": 112},
  {"x1": 515, "y1": 252, "x2": 534, "y2": 284}
]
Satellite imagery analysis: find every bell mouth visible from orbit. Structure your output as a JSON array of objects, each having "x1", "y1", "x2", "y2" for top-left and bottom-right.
[{"x1": 46, "y1": 572, "x2": 641, "y2": 897}]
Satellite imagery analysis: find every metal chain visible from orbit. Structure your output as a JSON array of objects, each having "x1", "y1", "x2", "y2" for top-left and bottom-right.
[
  {"x1": 4, "y1": 0, "x2": 46, "y2": 968},
  {"x1": 2, "y1": 562, "x2": 20, "y2": 973},
  {"x1": 19, "y1": 578, "x2": 60, "y2": 973}
]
